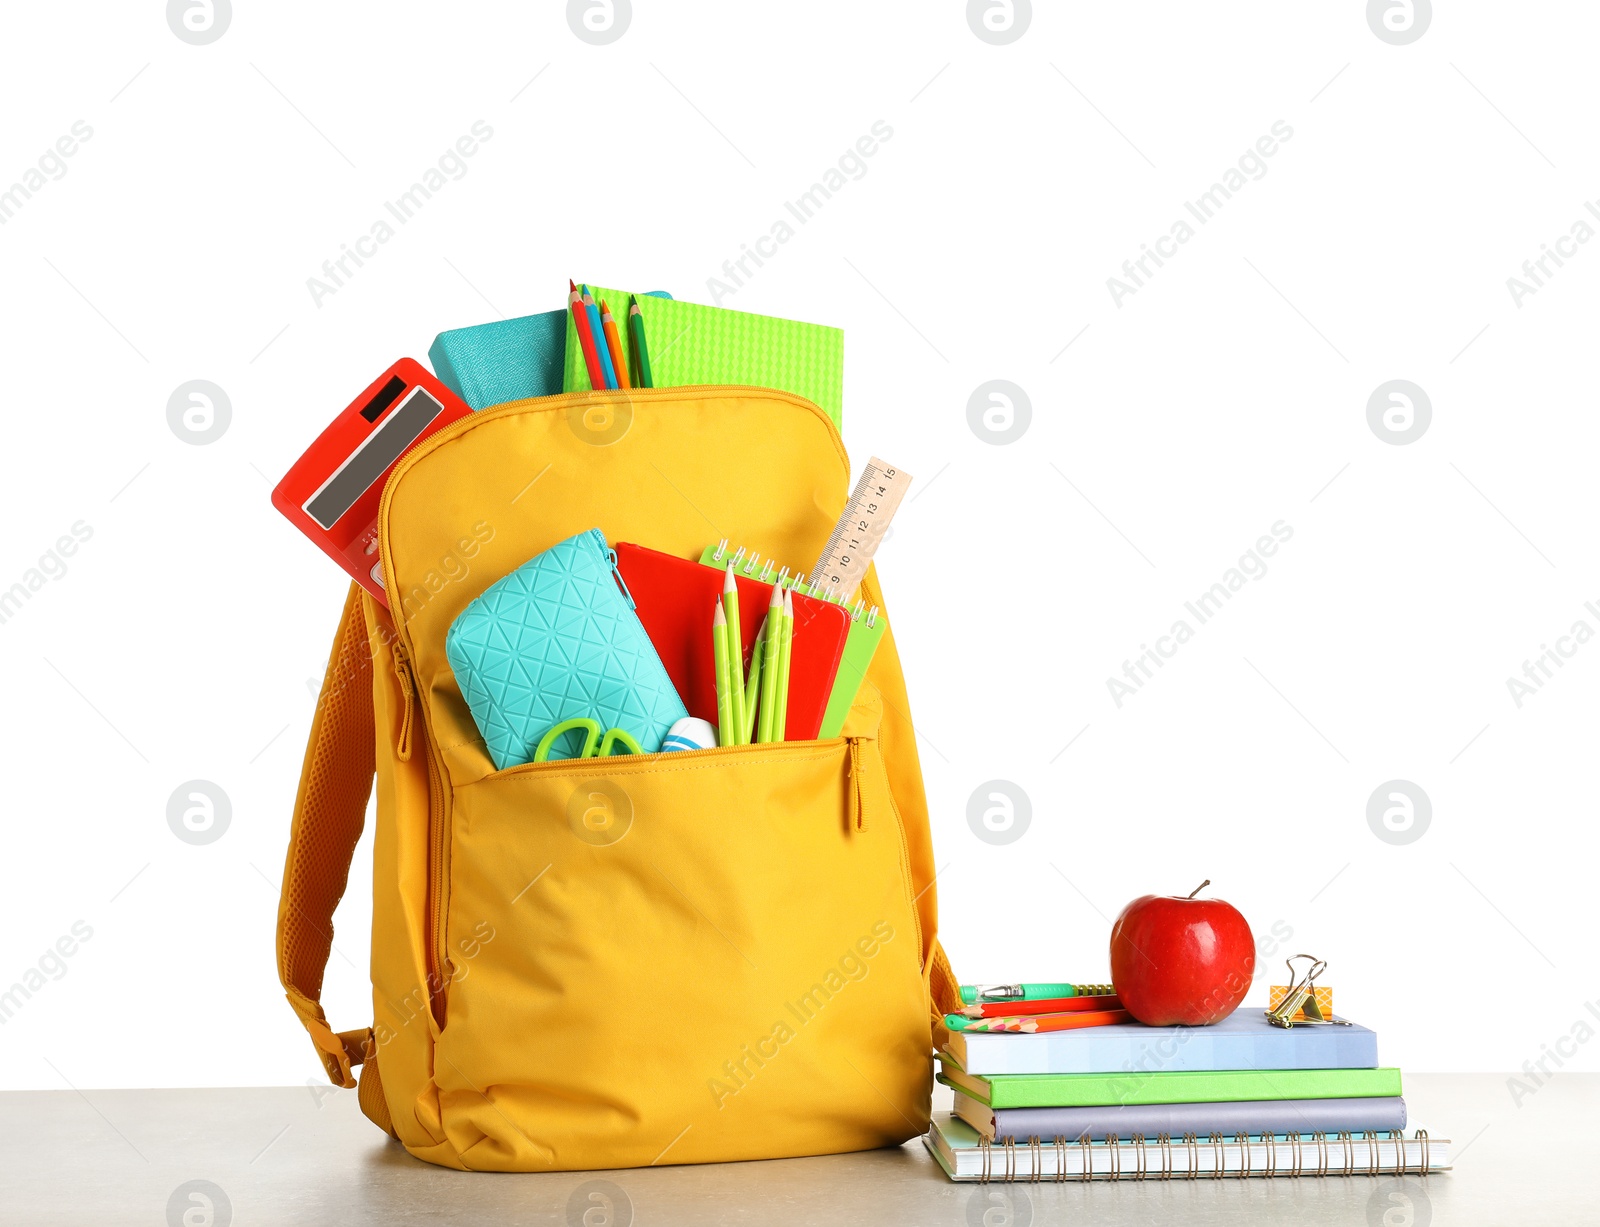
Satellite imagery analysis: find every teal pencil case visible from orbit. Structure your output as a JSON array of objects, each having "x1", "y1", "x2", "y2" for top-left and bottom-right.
[{"x1": 445, "y1": 528, "x2": 688, "y2": 770}]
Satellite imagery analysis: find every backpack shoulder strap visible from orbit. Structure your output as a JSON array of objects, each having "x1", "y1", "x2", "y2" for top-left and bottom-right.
[{"x1": 277, "y1": 583, "x2": 377, "y2": 1088}]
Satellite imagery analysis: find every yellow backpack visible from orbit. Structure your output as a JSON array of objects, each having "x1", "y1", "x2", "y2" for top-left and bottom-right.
[{"x1": 277, "y1": 386, "x2": 961, "y2": 1171}]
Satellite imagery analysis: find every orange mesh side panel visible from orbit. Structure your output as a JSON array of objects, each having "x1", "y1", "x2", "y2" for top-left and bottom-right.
[
  {"x1": 930, "y1": 941, "x2": 961, "y2": 1015},
  {"x1": 277, "y1": 585, "x2": 376, "y2": 1061}
]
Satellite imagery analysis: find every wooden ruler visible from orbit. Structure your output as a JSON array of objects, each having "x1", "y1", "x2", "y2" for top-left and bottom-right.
[{"x1": 807, "y1": 457, "x2": 912, "y2": 602}]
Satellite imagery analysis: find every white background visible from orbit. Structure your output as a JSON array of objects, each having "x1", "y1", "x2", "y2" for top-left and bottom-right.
[{"x1": 1, "y1": 0, "x2": 1596, "y2": 1097}]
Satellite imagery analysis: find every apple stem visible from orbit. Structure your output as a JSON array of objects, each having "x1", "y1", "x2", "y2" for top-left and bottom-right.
[{"x1": 1187, "y1": 879, "x2": 1210, "y2": 899}]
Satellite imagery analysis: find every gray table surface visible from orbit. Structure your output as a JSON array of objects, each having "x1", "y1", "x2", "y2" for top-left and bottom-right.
[{"x1": 0, "y1": 1073, "x2": 1585, "y2": 1225}]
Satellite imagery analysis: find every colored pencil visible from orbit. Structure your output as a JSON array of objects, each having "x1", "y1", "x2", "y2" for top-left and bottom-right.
[
  {"x1": 773, "y1": 587, "x2": 795, "y2": 742},
  {"x1": 569, "y1": 281, "x2": 605, "y2": 390},
  {"x1": 722, "y1": 564, "x2": 745, "y2": 744},
  {"x1": 712, "y1": 602, "x2": 734, "y2": 748},
  {"x1": 743, "y1": 617, "x2": 766, "y2": 744},
  {"x1": 960, "y1": 994, "x2": 1122, "y2": 1019},
  {"x1": 628, "y1": 296, "x2": 654, "y2": 388},
  {"x1": 581, "y1": 286, "x2": 618, "y2": 389},
  {"x1": 599, "y1": 298, "x2": 630, "y2": 389},
  {"x1": 959, "y1": 1009, "x2": 1132, "y2": 1034},
  {"x1": 756, "y1": 585, "x2": 783, "y2": 742}
]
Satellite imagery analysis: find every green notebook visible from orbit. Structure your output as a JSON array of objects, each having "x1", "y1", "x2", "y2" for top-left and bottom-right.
[
  {"x1": 563, "y1": 285, "x2": 844, "y2": 428},
  {"x1": 698, "y1": 542, "x2": 886, "y2": 738},
  {"x1": 937, "y1": 1066, "x2": 1403, "y2": 1111}
]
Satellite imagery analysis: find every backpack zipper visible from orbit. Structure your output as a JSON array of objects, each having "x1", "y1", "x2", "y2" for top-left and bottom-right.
[
  {"x1": 391, "y1": 644, "x2": 415, "y2": 762},
  {"x1": 393, "y1": 639, "x2": 450, "y2": 1018},
  {"x1": 376, "y1": 388, "x2": 850, "y2": 1028},
  {"x1": 847, "y1": 736, "x2": 868, "y2": 832}
]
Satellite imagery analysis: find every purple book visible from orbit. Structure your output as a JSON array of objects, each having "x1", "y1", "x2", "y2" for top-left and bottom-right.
[{"x1": 956, "y1": 1094, "x2": 1407, "y2": 1142}]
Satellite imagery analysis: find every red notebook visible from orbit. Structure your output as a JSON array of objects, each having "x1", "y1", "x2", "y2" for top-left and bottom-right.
[{"x1": 614, "y1": 542, "x2": 850, "y2": 741}]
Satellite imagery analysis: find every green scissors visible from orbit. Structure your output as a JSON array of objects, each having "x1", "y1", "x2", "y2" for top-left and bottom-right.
[{"x1": 533, "y1": 717, "x2": 644, "y2": 763}]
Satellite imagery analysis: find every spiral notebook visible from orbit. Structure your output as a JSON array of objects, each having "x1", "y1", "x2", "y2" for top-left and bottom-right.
[
  {"x1": 925, "y1": 1113, "x2": 1451, "y2": 1181},
  {"x1": 699, "y1": 541, "x2": 886, "y2": 738},
  {"x1": 613, "y1": 542, "x2": 850, "y2": 740}
]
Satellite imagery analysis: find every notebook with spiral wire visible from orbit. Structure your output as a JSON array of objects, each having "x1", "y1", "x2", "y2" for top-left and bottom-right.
[{"x1": 925, "y1": 1112, "x2": 1451, "y2": 1181}]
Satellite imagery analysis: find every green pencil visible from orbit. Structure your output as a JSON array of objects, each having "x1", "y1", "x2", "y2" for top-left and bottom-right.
[
  {"x1": 773, "y1": 587, "x2": 795, "y2": 742},
  {"x1": 743, "y1": 617, "x2": 766, "y2": 744},
  {"x1": 628, "y1": 296, "x2": 653, "y2": 389},
  {"x1": 712, "y1": 602, "x2": 734, "y2": 748},
  {"x1": 722, "y1": 565, "x2": 745, "y2": 744},
  {"x1": 757, "y1": 585, "x2": 783, "y2": 742}
]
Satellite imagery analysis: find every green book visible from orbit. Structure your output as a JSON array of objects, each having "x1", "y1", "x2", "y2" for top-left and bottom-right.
[
  {"x1": 937, "y1": 1065, "x2": 1402, "y2": 1111},
  {"x1": 563, "y1": 285, "x2": 844, "y2": 429},
  {"x1": 697, "y1": 543, "x2": 886, "y2": 738}
]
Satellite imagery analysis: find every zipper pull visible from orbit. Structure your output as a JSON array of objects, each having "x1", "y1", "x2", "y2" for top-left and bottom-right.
[
  {"x1": 392, "y1": 641, "x2": 415, "y2": 762},
  {"x1": 607, "y1": 548, "x2": 637, "y2": 610},
  {"x1": 590, "y1": 529, "x2": 639, "y2": 610},
  {"x1": 848, "y1": 737, "x2": 867, "y2": 832}
]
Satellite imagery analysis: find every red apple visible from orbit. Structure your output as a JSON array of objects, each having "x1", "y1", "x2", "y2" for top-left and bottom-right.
[{"x1": 1109, "y1": 880, "x2": 1255, "y2": 1026}]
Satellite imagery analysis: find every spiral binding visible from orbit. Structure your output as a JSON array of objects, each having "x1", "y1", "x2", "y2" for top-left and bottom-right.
[
  {"x1": 971, "y1": 1128, "x2": 1438, "y2": 1182},
  {"x1": 709, "y1": 539, "x2": 880, "y2": 626}
]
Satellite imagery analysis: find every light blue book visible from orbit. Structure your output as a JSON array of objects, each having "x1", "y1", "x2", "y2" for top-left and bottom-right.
[
  {"x1": 428, "y1": 293, "x2": 670, "y2": 411},
  {"x1": 428, "y1": 309, "x2": 568, "y2": 410},
  {"x1": 943, "y1": 1010, "x2": 1379, "y2": 1077}
]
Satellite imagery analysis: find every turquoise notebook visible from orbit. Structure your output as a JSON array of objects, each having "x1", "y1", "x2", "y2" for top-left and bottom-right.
[
  {"x1": 430, "y1": 293, "x2": 672, "y2": 410},
  {"x1": 429, "y1": 310, "x2": 568, "y2": 410}
]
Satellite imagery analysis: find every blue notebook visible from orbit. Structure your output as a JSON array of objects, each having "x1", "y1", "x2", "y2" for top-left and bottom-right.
[
  {"x1": 429, "y1": 309, "x2": 568, "y2": 410},
  {"x1": 959, "y1": 1094, "x2": 1408, "y2": 1142},
  {"x1": 943, "y1": 1010, "x2": 1379, "y2": 1077},
  {"x1": 429, "y1": 292, "x2": 673, "y2": 411}
]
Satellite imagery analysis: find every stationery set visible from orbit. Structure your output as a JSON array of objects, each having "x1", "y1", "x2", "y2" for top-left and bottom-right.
[
  {"x1": 927, "y1": 967, "x2": 1451, "y2": 1181},
  {"x1": 281, "y1": 280, "x2": 907, "y2": 769}
]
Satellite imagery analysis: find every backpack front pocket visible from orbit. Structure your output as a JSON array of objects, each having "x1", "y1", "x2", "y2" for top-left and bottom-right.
[{"x1": 430, "y1": 736, "x2": 931, "y2": 1172}]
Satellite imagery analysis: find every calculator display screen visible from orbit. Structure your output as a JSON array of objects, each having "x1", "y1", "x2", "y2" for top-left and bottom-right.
[{"x1": 303, "y1": 386, "x2": 444, "y2": 529}]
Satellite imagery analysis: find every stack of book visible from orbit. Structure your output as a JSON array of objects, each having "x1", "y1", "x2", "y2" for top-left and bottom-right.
[{"x1": 927, "y1": 1009, "x2": 1451, "y2": 1181}]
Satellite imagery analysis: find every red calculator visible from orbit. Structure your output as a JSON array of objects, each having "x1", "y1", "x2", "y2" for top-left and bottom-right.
[{"x1": 272, "y1": 359, "x2": 472, "y2": 606}]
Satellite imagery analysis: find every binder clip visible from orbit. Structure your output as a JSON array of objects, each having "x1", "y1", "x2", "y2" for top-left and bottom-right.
[{"x1": 1264, "y1": 955, "x2": 1351, "y2": 1028}]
